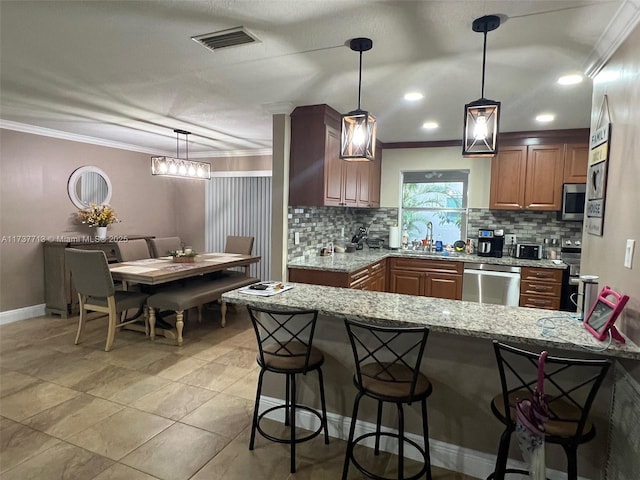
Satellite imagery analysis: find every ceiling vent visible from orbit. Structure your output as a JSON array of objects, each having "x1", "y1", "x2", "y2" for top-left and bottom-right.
[{"x1": 191, "y1": 26, "x2": 260, "y2": 52}]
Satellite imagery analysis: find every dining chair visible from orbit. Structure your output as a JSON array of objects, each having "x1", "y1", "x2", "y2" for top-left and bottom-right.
[
  {"x1": 66, "y1": 248, "x2": 149, "y2": 352},
  {"x1": 114, "y1": 239, "x2": 152, "y2": 262},
  {"x1": 148, "y1": 236, "x2": 183, "y2": 258},
  {"x1": 224, "y1": 235, "x2": 254, "y2": 255},
  {"x1": 487, "y1": 341, "x2": 611, "y2": 480}
]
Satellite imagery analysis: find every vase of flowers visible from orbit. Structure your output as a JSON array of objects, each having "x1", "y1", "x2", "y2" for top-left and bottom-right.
[{"x1": 77, "y1": 203, "x2": 120, "y2": 240}]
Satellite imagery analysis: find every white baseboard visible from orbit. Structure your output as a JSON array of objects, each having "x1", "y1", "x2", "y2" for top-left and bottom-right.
[
  {"x1": 259, "y1": 396, "x2": 588, "y2": 480},
  {"x1": 0, "y1": 304, "x2": 46, "y2": 325}
]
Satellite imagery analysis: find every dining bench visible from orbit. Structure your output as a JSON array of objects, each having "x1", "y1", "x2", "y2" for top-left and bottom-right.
[{"x1": 146, "y1": 271, "x2": 258, "y2": 345}]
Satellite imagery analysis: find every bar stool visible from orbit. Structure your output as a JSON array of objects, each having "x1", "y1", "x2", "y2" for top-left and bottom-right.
[
  {"x1": 342, "y1": 318, "x2": 432, "y2": 480},
  {"x1": 488, "y1": 341, "x2": 611, "y2": 480},
  {"x1": 247, "y1": 305, "x2": 330, "y2": 473}
]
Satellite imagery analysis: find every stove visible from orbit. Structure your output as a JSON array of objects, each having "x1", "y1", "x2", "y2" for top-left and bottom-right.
[{"x1": 560, "y1": 239, "x2": 582, "y2": 311}]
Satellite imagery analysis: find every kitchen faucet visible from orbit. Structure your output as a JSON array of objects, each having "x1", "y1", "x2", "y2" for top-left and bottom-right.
[{"x1": 425, "y1": 222, "x2": 434, "y2": 252}]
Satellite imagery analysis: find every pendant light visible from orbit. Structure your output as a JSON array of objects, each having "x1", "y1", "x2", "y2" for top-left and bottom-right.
[
  {"x1": 151, "y1": 129, "x2": 211, "y2": 179},
  {"x1": 340, "y1": 37, "x2": 377, "y2": 162},
  {"x1": 463, "y1": 15, "x2": 501, "y2": 157}
]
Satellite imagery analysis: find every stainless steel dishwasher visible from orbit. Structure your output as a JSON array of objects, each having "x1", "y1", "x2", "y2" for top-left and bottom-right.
[{"x1": 462, "y1": 263, "x2": 521, "y2": 306}]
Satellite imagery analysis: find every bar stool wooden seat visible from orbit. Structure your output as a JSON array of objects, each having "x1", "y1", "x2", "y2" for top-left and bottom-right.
[
  {"x1": 342, "y1": 319, "x2": 432, "y2": 480},
  {"x1": 488, "y1": 341, "x2": 611, "y2": 480},
  {"x1": 247, "y1": 305, "x2": 329, "y2": 474}
]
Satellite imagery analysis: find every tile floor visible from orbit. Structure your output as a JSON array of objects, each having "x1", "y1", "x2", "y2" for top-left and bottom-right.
[{"x1": 0, "y1": 305, "x2": 478, "y2": 480}]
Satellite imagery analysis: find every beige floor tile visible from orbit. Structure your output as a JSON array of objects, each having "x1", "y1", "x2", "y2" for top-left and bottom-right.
[
  {"x1": 224, "y1": 328, "x2": 259, "y2": 348},
  {"x1": 66, "y1": 407, "x2": 172, "y2": 460},
  {"x1": 212, "y1": 346, "x2": 259, "y2": 369},
  {"x1": 23, "y1": 394, "x2": 123, "y2": 440},
  {"x1": 0, "y1": 345, "x2": 60, "y2": 371},
  {"x1": 187, "y1": 342, "x2": 236, "y2": 362},
  {"x1": 178, "y1": 361, "x2": 248, "y2": 391},
  {"x1": 222, "y1": 368, "x2": 261, "y2": 400},
  {"x1": 1, "y1": 441, "x2": 113, "y2": 480},
  {"x1": 0, "y1": 417, "x2": 61, "y2": 473},
  {"x1": 180, "y1": 392, "x2": 253, "y2": 437},
  {"x1": 87, "y1": 370, "x2": 170, "y2": 405},
  {"x1": 92, "y1": 463, "x2": 160, "y2": 480},
  {"x1": 84, "y1": 344, "x2": 172, "y2": 371},
  {"x1": 139, "y1": 353, "x2": 207, "y2": 380},
  {"x1": 0, "y1": 370, "x2": 41, "y2": 398},
  {"x1": 0, "y1": 381, "x2": 80, "y2": 421},
  {"x1": 69, "y1": 364, "x2": 138, "y2": 392},
  {"x1": 121, "y1": 422, "x2": 230, "y2": 480},
  {"x1": 130, "y1": 383, "x2": 215, "y2": 420}
]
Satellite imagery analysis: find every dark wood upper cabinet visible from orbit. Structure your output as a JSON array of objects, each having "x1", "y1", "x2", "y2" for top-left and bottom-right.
[
  {"x1": 563, "y1": 143, "x2": 589, "y2": 183},
  {"x1": 289, "y1": 104, "x2": 381, "y2": 207}
]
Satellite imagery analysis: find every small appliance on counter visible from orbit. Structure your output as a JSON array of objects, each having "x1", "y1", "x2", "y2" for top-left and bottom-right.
[
  {"x1": 366, "y1": 238, "x2": 384, "y2": 249},
  {"x1": 514, "y1": 243, "x2": 543, "y2": 260},
  {"x1": 477, "y1": 229, "x2": 504, "y2": 258}
]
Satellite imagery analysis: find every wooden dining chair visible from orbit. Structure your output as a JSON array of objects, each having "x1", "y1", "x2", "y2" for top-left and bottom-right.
[
  {"x1": 66, "y1": 248, "x2": 149, "y2": 351},
  {"x1": 148, "y1": 237, "x2": 182, "y2": 258}
]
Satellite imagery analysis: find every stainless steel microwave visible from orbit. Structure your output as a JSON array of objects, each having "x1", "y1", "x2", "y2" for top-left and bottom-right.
[{"x1": 562, "y1": 183, "x2": 586, "y2": 221}]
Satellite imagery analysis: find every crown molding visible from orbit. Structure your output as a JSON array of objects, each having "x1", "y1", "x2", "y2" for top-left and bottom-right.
[
  {"x1": 0, "y1": 120, "x2": 272, "y2": 159},
  {"x1": 584, "y1": 0, "x2": 640, "y2": 78}
]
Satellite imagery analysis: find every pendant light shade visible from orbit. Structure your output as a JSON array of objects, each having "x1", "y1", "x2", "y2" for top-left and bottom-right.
[
  {"x1": 463, "y1": 15, "x2": 501, "y2": 158},
  {"x1": 151, "y1": 129, "x2": 211, "y2": 180},
  {"x1": 340, "y1": 37, "x2": 376, "y2": 162}
]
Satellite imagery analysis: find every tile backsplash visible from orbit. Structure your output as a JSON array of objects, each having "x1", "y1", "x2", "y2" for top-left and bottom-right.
[{"x1": 288, "y1": 206, "x2": 583, "y2": 259}]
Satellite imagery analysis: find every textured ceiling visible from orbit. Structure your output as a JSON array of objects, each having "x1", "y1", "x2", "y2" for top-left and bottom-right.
[{"x1": 1, "y1": 0, "x2": 638, "y2": 157}]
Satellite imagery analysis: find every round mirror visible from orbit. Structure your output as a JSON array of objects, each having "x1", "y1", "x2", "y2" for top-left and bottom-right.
[{"x1": 67, "y1": 166, "x2": 113, "y2": 209}]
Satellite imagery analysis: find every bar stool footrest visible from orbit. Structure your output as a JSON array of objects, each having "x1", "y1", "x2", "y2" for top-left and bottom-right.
[
  {"x1": 349, "y1": 432, "x2": 428, "y2": 480},
  {"x1": 487, "y1": 468, "x2": 551, "y2": 479},
  {"x1": 256, "y1": 404, "x2": 325, "y2": 445}
]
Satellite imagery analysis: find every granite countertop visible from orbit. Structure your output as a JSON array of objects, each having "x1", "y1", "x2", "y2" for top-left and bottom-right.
[
  {"x1": 287, "y1": 248, "x2": 567, "y2": 273},
  {"x1": 222, "y1": 283, "x2": 640, "y2": 360}
]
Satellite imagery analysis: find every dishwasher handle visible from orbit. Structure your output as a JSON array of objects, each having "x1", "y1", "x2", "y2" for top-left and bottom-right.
[{"x1": 464, "y1": 268, "x2": 521, "y2": 279}]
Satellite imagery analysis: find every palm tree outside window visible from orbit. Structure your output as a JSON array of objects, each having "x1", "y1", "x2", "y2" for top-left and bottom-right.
[{"x1": 401, "y1": 170, "x2": 469, "y2": 247}]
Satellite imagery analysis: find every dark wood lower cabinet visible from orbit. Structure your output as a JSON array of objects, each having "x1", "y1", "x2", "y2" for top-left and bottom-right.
[
  {"x1": 289, "y1": 259, "x2": 387, "y2": 292},
  {"x1": 388, "y1": 258, "x2": 463, "y2": 300}
]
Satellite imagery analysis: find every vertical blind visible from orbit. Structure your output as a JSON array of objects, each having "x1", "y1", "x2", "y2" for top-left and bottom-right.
[{"x1": 205, "y1": 176, "x2": 272, "y2": 281}]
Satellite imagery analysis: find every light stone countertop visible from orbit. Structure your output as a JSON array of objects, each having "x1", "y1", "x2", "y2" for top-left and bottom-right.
[
  {"x1": 222, "y1": 283, "x2": 640, "y2": 360},
  {"x1": 287, "y1": 248, "x2": 567, "y2": 273}
]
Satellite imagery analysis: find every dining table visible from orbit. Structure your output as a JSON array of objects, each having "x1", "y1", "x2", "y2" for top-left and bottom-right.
[{"x1": 109, "y1": 252, "x2": 261, "y2": 340}]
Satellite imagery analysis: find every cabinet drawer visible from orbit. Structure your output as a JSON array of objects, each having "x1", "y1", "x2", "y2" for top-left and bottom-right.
[
  {"x1": 369, "y1": 260, "x2": 385, "y2": 274},
  {"x1": 520, "y1": 294, "x2": 560, "y2": 310},
  {"x1": 389, "y1": 257, "x2": 462, "y2": 274},
  {"x1": 520, "y1": 267, "x2": 562, "y2": 283},
  {"x1": 521, "y1": 280, "x2": 562, "y2": 298},
  {"x1": 349, "y1": 266, "x2": 370, "y2": 288}
]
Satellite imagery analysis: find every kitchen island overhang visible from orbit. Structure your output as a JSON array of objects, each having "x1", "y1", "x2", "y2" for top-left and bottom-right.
[{"x1": 222, "y1": 283, "x2": 639, "y2": 479}]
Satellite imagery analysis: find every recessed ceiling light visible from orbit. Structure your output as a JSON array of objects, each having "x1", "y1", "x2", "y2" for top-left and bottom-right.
[
  {"x1": 558, "y1": 74, "x2": 583, "y2": 85},
  {"x1": 404, "y1": 92, "x2": 424, "y2": 101},
  {"x1": 422, "y1": 122, "x2": 438, "y2": 130},
  {"x1": 536, "y1": 113, "x2": 555, "y2": 123}
]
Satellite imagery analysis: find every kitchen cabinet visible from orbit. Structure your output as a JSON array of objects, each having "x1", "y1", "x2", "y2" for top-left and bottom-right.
[
  {"x1": 490, "y1": 144, "x2": 565, "y2": 211},
  {"x1": 519, "y1": 266, "x2": 563, "y2": 310},
  {"x1": 563, "y1": 143, "x2": 589, "y2": 183},
  {"x1": 289, "y1": 104, "x2": 380, "y2": 207},
  {"x1": 288, "y1": 259, "x2": 387, "y2": 291},
  {"x1": 388, "y1": 257, "x2": 462, "y2": 300}
]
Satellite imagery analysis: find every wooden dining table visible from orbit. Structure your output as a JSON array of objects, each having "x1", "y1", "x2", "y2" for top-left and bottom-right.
[
  {"x1": 109, "y1": 253, "x2": 260, "y2": 285},
  {"x1": 109, "y1": 253, "x2": 260, "y2": 340}
]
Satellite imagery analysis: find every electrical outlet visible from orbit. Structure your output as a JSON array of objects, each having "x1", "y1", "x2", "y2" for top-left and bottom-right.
[
  {"x1": 505, "y1": 234, "x2": 517, "y2": 245},
  {"x1": 294, "y1": 232, "x2": 300, "y2": 245},
  {"x1": 341, "y1": 227, "x2": 345, "y2": 237},
  {"x1": 624, "y1": 239, "x2": 635, "y2": 268}
]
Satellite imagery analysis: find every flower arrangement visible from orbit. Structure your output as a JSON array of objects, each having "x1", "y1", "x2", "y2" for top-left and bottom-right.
[
  {"x1": 168, "y1": 248, "x2": 197, "y2": 263},
  {"x1": 77, "y1": 203, "x2": 121, "y2": 227}
]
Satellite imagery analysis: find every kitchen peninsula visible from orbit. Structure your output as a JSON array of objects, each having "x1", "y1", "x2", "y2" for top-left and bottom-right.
[{"x1": 222, "y1": 284, "x2": 639, "y2": 479}]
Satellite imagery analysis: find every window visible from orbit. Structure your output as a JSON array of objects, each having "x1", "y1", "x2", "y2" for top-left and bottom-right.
[{"x1": 401, "y1": 170, "x2": 469, "y2": 247}]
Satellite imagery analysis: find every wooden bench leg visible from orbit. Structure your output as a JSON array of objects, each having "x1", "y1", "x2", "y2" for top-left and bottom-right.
[
  {"x1": 148, "y1": 307, "x2": 156, "y2": 340},
  {"x1": 176, "y1": 310, "x2": 185, "y2": 346},
  {"x1": 220, "y1": 301, "x2": 227, "y2": 328}
]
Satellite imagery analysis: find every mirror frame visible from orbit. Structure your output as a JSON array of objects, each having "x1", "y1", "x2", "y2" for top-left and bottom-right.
[{"x1": 67, "y1": 166, "x2": 113, "y2": 209}]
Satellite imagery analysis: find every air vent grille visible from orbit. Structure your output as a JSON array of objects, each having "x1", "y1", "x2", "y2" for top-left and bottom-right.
[{"x1": 192, "y1": 27, "x2": 260, "y2": 52}]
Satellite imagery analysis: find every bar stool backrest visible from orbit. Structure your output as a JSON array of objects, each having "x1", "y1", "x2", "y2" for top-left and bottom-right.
[
  {"x1": 247, "y1": 305, "x2": 319, "y2": 373},
  {"x1": 492, "y1": 341, "x2": 611, "y2": 439},
  {"x1": 66, "y1": 248, "x2": 115, "y2": 298},
  {"x1": 344, "y1": 319, "x2": 430, "y2": 403}
]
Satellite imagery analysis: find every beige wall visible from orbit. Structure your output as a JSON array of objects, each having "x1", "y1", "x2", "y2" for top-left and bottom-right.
[
  {"x1": 0, "y1": 129, "x2": 205, "y2": 312},
  {"x1": 380, "y1": 147, "x2": 492, "y2": 208},
  {"x1": 206, "y1": 154, "x2": 271, "y2": 172},
  {"x1": 583, "y1": 24, "x2": 640, "y2": 355}
]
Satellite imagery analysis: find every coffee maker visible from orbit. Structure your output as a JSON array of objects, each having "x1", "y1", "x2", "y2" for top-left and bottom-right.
[{"x1": 477, "y1": 229, "x2": 505, "y2": 258}]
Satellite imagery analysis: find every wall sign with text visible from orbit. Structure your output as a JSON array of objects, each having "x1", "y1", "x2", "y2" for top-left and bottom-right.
[{"x1": 586, "y1": 124, "x2": 611, "y2": 236}]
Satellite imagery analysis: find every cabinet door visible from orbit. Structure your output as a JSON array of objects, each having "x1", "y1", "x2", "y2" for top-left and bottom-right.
[
  {"x1": 524, "y1": 144, "x2": 564, "y2": 210},
  {"x1": 490, "y1": 146, "x2": 527, "y2": 209},
  {"x1": 563, "y1": 143, "x2": 588, "y2": 183},
  {"x1": 424, "y1": 273, "x2": 462, "y2": 300},
  {"x1": 357, "y1": 161, "x2": 371, "y2": 206},
  {"x1": 368, "y1": 144, "x2": 382, "y2": 208},
  {"x1": 342, "y1": 160, "x2": 359, "y2": 206},
  {"x1": 369, "y1": 273, "x2": 386, "y2": 292},
  {"x1": 389, "y1": 269, "x2": 423, "y2": 296},
  {"x1": 323, "y1": 126, "x2": 344, "y2": 206}
]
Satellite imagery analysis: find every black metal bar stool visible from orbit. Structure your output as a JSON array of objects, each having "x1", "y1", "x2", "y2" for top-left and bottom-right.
[
  {"x1": 488, "y1": 340, "x2": 611, "y2": 480},
  {"x1": 342, "y1": 318, "x2": 433, "y2": 480},
  {"x1": 247, "y1": 305, "x2": 330, "y2": 473}
]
